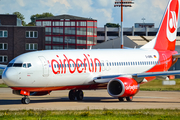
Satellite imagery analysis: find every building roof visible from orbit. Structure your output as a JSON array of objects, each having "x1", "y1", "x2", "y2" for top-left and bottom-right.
[
  {"x1": 37, "y1": 14, "x2": 96, "y2": 21},
  {"x1": 92, "y1": 36, "x2": 138, "y2": 49}
]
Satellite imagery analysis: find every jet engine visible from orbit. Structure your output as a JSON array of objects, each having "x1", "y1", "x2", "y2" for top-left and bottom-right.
[{"x1": 107, "y1": 77, "x2": 139, "y2": 98}]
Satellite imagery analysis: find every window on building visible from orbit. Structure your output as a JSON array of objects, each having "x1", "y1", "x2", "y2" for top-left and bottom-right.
[
  {"x1": 77, "y1": 22, "x2": 86, "y2": 26},
  {"x1": 87, "y1": 22, "x2": 94, "y2": 26},
  {"x1": 0, "y1": 30, "x2": 8, "y2": 37},
  {"x1": 94, "y1": 22, "x2": 97, "y2": 27},
  {"x1": 64, "y1": 45, "x2": 76, "y2": 49},
  {"x1": 0, "y1": 55, "x2": 8, "y2": 63},
  {"x1": 45, "y1": 37, "x2": 51, "y2": 44},
  {"x1": 65, "y1": 22, "x2": 70, "y2": 26},
  {"x1": 53, "y1": 37, "x2": 63, "y2": 44},
  {"x1": 53, "y1": 45, "x2": 63, "y2": 50},
  {"x1": 53, "y1": 21, "x2": 63, "y2": 26},
  {"x1": 71, "y1": 22, "x2": 75, "y2": 26},
  {"x1": 77, "y1": 37, "x2": 86, "y2": 44},
  {"x1": 42, "y1": 21, "x2": 51, "y2": 26},
  {"x1": 87, "y1": 28, "x2": 93, "y2": 35},
  {"x1": 26, "y1": 31, "x2": 38, "y2": 38},
  {"x1": 65, "y1": 27, "x2": 75, "y2": 35},
  {"x1": 94, "y1": 28, "x2": 97, "y2": 35},
  {"x1": 45, "y1": 27, "x2": 51, "y2": 35},
  {"x1": 87, "y1": 37, "x2": 93, "y2": 44},
  {"x1": 26, "y1": 43, "x2": 38, "y2": 50},
  {"x1": 0, "y1": 43, "x2": 8, "y2": 50},
  {"x1": 53, "y1": 27, "x2": 63, "y2": 35},
  {"x1": 94, "y1": 37, "x2": 97, "y2": 44},
  {"x1": 77, "y1": 28, "x2": 86, "y2": 35},
  {"x1": 45, "y1": 45, "x2": 51, "y2": 50},
  {"x1": 65, "y1": 36, "x2": 75, "y2": 44},
  {"x1": 36, "y1": 21, "x2": 41, "y2": 26}
]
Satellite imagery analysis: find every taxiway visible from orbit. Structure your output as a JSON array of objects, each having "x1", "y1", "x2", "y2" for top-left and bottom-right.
[{"x1": 0, "y1": 88, "x2": 180, "y2": 110}]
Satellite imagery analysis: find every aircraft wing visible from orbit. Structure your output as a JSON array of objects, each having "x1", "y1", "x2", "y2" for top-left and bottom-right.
[
  {"x1": 0, "y1": 64, "x2": 7, "y2": 70},
  {"x1": 93, "y1": 70, "x2": 180, "y2": 84}
]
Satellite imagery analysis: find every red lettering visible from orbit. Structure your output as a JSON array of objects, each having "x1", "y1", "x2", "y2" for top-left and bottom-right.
[
  {"x1": 59, "y1": 59, "x2": 63, "y2": 74},
  {"x1": 76, "y1": 59, "x2": 84, "y2": 73},
  {"x1": 63, "y1": 55, "x2": 76, "y2": 74},
  {"x1": 51, "y1": 54, "x2": 101, "y2": 75},
  {"x1": 94, "y1": 58, "x2": 101, "y2": 72},
  {"x1": 84, "y1": 54, "x2": 92, "y2": 72},
  {"x1": 51, "y1": 59, "x2": 60, "y2": 74},
  {"x1": 88, "y1": 54, "x2": 94, "y2": 72}
]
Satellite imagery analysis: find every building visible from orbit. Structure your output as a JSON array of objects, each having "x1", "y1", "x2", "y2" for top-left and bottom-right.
[
  {"x1": 0, "y1": 14, "x2": 45, "y2": 65},
  {"x1": 97, "y1": 25, "x2": 180, "y2": 43},
  {"x1": 134, "y1": 23, "x2": 155, "y2": 28},
  {"x1": 36, "y1": 14, "x2": 97, "y2": 49}
]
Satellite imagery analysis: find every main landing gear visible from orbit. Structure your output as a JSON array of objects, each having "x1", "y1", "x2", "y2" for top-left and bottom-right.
[
  {"x1": 118, "y1": 96, "x2": 133, "y2": 102},
  {"x1": 69, "y1": 90, "x2": 84, "y2": 101},
  {"x1": 21, "y1": 96, "x2": 30, "y2": 104}
]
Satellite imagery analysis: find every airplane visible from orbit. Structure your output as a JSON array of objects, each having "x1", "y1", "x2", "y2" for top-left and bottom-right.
[{"x1": 1, "y1": 0, "x2": 180, "y2": 104}]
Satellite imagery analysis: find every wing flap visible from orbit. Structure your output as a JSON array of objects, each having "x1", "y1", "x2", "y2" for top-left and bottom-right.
[
  {"x1": 93, "y1": 70, "x2": 180, "y2": 84},
  {"x1": 133, "y1": 70, "x2": 180, "y2": 78}
]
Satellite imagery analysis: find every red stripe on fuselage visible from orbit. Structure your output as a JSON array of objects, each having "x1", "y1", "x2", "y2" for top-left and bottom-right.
[{"x1": 10, "y1": 84, "x2": 107, "y2": 92}]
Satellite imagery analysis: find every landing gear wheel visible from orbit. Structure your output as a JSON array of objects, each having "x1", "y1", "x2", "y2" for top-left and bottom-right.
[
  {"x1": 76, "y1": 90, "x2": 84, "y2": 101},
  {"x1": 126, "y1": 96, "x2": 133, "y2": 102},
  {"x1": 69, "y1": 90, "x2": 76, "y2": 101},
  {"x1": 21, "y1": 96, "x2": 30, "y2": 104},
  {"x1": 118, "y1": 97, "x2": 124, "y2": 102}
]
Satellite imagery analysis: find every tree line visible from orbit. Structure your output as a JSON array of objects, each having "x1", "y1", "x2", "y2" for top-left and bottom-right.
[
  {"x1": 11, "y1": 12, "x2": 120, "y2": 27},
  {"x1": 11, "y1": 12, "x2": 53, "y2": 26}
]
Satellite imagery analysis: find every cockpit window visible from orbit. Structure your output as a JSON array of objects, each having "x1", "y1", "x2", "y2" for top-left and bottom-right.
[
  {"x1": 7, "y1": 63, "x2": 14, "y2": 67},
  {"x1": 13, "y1": 63, "x2": 23, "y2": 67},
  {"x1": 23, "y1": 64, "x2": 26, "y2": 68},
  {"x1": 23, "y1": 63, "x2": 32, "y2": 68},
  {"x1": 27, "y1": 63, "x2": 32, "y2": 68}
]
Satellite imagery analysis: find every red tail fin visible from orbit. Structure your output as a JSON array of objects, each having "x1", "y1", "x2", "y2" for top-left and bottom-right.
[{"x1": 142, "y1": 0, "x2": 179, "y2": 51}]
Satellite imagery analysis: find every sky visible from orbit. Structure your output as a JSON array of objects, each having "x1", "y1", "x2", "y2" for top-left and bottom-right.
[{"x1": 0, "y1": 0, "x2": 172, "y2": 27}]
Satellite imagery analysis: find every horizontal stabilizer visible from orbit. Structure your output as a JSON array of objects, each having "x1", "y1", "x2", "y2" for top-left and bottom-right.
[{"x1": 172, "y1": 53, "x2": 180, "y2": 58}]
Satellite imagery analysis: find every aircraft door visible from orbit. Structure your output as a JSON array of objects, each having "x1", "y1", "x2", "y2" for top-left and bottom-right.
[{"x1": 38, "y1": 56, "x2": 49, "y2": 77}]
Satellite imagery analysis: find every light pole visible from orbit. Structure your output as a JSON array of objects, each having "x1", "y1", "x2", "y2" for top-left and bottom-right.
[
  {"x1": 142, "y1": 17, "x2": 145, "y2": 28},
  {"x1": 114, "y1": 0, "x2": 134, "y2": 49}
]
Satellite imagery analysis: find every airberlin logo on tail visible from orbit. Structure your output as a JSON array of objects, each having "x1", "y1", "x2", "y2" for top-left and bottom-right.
[
  {"x1": 51, "y1": 54, "x2": 101, "y2": 74},
  {"x1": 166, "y1": 0, "x2": 179, "y2": 42}
]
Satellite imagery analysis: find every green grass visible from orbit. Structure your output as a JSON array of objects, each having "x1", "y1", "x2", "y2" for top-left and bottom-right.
[
  {"x1": 0, "y1": 109, "x2": 180, "y2": 120},
  {"x1": 0, "y1": 83, "x2": 8, "y2": 88},
  {"x1": 140, "y1": 79, "x2": 180, "y2": 91}
]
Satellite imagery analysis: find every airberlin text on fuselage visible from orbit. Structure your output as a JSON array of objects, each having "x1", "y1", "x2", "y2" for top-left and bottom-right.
[{"x1": 51, "y1": 54, "x2": 101, "y2": 74}]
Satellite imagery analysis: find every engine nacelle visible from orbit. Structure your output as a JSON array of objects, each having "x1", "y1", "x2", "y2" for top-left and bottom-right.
[{"x1": 107, "y1": 77, "x2": 139, "y2": 98}]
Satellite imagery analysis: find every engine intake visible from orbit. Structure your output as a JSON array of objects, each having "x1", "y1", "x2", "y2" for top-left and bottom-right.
[{"x1": 107, "y1": 77, "x2": 139, "y2": 98}]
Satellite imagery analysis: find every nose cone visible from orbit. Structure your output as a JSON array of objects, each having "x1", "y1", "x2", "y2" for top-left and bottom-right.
[{"x1": 2, "y1": 68, "x2": 18, "y2": 87}]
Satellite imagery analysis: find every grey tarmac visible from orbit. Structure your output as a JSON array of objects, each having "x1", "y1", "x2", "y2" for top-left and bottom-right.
[{"x1": 0, "y1": 88, "x2": 180, "y2": 110}]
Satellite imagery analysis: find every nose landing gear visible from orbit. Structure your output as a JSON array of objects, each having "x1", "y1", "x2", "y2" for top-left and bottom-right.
[
  {"x1": 69, "y1": 90, "x2": 84, "y2": 101},
  {"x1": 21, "y1": 96, "x2": 30, "y2": 104}
]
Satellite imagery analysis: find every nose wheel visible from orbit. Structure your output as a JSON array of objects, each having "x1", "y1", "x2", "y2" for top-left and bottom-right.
[
  {"x1": 69, "y1": 90, "x2": 84, "y2": 101},
  {"x1": 21, "y1": 96, "x2": 30, "y2": 104}
]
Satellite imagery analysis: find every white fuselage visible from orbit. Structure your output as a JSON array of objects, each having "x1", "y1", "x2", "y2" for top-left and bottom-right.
[{"x1": 2, "y1": 49, "x2": 160, "y2": 89}]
